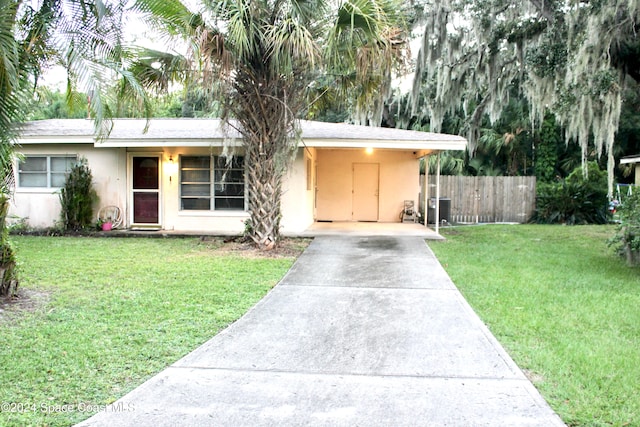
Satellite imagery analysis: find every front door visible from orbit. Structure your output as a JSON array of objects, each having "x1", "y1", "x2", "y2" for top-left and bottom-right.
[
  {"x1": 352, "y1": 163, "x2": 379, "y2": 221},
  {"x1": 131, "y1": 156, "x2": 160, "y2": 226}
]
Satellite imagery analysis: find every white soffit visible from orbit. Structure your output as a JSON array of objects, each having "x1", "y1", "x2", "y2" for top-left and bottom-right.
[
  {"x1": 302, "y1": 138, "x2": 466, "y2": 151},
  {"x1": 620, "y1": 156, "x2": 640, "y2": 165}
]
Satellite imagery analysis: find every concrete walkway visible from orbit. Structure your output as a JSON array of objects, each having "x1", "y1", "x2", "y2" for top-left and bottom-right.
[{"x1": 77, "y1": 236, "x2": 565, "y2": 426}]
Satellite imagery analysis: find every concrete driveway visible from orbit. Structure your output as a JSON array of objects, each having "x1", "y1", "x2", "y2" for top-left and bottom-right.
[{"x1": 77, "y1": 236, "x2": 565, "y2": 426}]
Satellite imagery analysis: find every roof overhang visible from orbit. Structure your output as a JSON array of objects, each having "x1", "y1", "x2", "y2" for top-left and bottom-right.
[
  {"x1": 94, "y1": 138, "x2": 243, "y2": 148},
  {"x1": 18, "y1": 119, "x2": 467, "y2": 154},
  {"x1": 302, "y1": 138, "x2": 465, "y2": 152},
  {"x1": 620, "y1": 155, "x2": 640, "y2": 165}
]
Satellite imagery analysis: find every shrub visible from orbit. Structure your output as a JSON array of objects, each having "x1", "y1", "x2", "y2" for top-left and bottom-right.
[
  {"x1": 609, "y1": 190, "x2": 640, "y2": 266},
  {"x1": 531, "y1": 162, "x2": 609, "y2": 224},
  {"x1": 59, "y1": 158, "x2": 97, "y2": 231}
]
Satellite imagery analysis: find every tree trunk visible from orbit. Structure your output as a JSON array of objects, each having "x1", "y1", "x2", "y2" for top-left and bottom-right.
[
  {"x1": 0, "y1": 194, "x2": 18, "y2": 297},
  {"x1": 246, "y1": 142, "x2": 284, "y2": 250},
  {"x1": 228, "y1": 73, "x2": 301, "y2": 250},
  {"x1": 623, "y1": 226, "x2": 640, "y2": 267},
  {"x1": 624, "y1": 244, "x2": 640, "y2": 267}
]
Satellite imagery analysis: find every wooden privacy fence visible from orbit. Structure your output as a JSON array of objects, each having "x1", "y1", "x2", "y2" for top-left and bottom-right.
[{"x1": 422, "y1": 175, "x2": 537, "y2": 224}]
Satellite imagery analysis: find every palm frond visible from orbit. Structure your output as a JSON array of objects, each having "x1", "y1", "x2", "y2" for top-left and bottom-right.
[
  {"x1": 266, "y1": 16, "x2": 318, "y2": 74},
  {"x1": 127, "y1": 47, "x2": 189, "y2": 93},
  {"x1": 222, "y1": 0, "x2": 262, "y2": 62},
  {"x1": 324, "y1": 0, "x2": 407, "y2": 124},
  {"x1": 52, "y1": 0, "x2": 156, "y2": 134},
  {"x1": 132, "y1": 0, "x2": 200, "y2": 37},
  {"x1": 0, "y1": 0, "x2": 25, "y2": 141}
]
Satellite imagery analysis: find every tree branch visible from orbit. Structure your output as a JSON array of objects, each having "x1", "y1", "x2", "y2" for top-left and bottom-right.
[{"x1": 528, "y1": 0, "x2": 557, "y2": 24}]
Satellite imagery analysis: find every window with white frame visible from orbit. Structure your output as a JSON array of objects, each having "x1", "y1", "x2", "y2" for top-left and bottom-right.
[
  {"x1": 180, "y1": 155, "x2": 245, "y2": 211},
  {"x1": 18, "y1": 156, "x2": 77, "y2": 188}
]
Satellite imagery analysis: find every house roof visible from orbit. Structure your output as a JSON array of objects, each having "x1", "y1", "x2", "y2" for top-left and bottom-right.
[
  {"x1": 620, "y1": 155, "x2": 640, "y2": 165},
  {"x1": 19, "y1": 118, "x2": 467, "y2": 155}
]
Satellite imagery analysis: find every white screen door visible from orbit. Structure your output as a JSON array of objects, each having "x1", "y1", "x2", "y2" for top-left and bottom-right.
[{"x1": 132, "y1": 156, "x2": 160, "y2": 225}]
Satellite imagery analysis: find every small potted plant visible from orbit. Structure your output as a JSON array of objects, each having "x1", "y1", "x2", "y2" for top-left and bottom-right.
[
  {"x1": 101, "y1": 219, "x2": 112, "y2": 231},
  {"x1": 97, "y1": 217, "x2": 112, "y2": 231}
]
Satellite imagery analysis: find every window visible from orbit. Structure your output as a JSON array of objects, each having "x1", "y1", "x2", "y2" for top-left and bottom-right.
[
  {"x1": 18, "y1": 156, "x2": 77, "y2": 188},
  {"x1": 180, "y1": 155, "x2": 245, "y2": 211}
]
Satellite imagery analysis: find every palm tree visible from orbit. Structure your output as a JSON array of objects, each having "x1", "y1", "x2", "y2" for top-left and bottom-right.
[
  {"x1": 132, "y1": 0, "x2": 407, "y2": 249},
  {"x1": 0, "y1": 0, "x2": 148, "y2": 295},
  {"x1": 0, "y1": 0, "x2": 42, "y2": 296}
]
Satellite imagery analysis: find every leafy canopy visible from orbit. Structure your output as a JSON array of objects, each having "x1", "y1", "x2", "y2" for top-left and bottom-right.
[
  {"x1": 129, "y1": 0, "x2": 409, "y2": 125},
  {"x1": 412, "y1": 0, "x2": 640, "y2": 195}
]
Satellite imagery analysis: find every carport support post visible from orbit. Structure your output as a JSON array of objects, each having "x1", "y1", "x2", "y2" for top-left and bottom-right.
[
  {"x1": 435, "y1": 152, "x2": 441, "y2": 234},
  {"x1": 423, "y1": 161, "x2": 429, "y2": 229}
]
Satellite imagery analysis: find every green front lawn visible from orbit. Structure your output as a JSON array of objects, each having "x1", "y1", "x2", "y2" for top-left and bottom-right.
[
  {"x1": 3, "y1": 227, "x2": 638, "y2": 427},
  {"x1": 430, "y1": 225, "x2": 640, "y2": 427},
  {"x1": 0, "y1": 236, "x2": 303, "y2": 427}
]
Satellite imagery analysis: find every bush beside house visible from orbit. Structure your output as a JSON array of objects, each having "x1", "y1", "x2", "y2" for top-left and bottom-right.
[
  {"x1": 60, "y1": 158, "x2": 97, "y2": 231},
  {"x1": 609, "y1": 190, "x2": 640, "y2": 267}
]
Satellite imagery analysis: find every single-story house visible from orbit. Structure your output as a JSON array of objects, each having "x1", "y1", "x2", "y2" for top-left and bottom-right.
[
  {"x1": 621, "y1": 155, "x2": 640, "y2": 187},
  {"x1": 10, "y1": 119, "x2": 467, "y2": 234}
]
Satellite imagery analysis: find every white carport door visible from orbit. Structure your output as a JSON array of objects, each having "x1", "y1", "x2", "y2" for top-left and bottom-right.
[{"x1": 352, "y1": 163, "x2": 379, "y2": 221}]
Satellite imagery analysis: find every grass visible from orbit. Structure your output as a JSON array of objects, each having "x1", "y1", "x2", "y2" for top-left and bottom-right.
[
  {"x1": 4, "y1": 228, "x2": 638, "y2": 426},
  {"x1": 0, "y1": 236, "x2": 304, "y2": 427},
  {"x1": 429, "y1": 224, "x2": 640, "y2": 427}
]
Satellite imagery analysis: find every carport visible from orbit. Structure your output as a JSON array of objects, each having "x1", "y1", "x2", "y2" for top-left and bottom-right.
[{"x1": 297, "y1": 121, "x2": 467, "y2": 234}]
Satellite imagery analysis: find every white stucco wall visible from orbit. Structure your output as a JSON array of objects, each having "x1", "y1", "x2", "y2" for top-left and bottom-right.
[
  {"x1": 10, "y1": 144, "x2": 126, "y2": 228},
  {"x1": 316, "y1": 148, "x2": 421, "y2": 222},
  {"x1": 11, "y1": 146, "x2": 258, "y2": 234},
  {"x1": 280, "y1": 147, "x2": 316, "y2": 234},
  {"x1": 159, "y1": 146, "x2": 315, "y2": 234},
  {"x1": 10, "y1": 144, "x2": 316, "y2": 234},
  {"x1": 158, "y1": 147, "x2": 249, "y2": 234}
]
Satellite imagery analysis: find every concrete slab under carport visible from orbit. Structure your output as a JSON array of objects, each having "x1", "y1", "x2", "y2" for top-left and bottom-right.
[{"x1": 291, "y1": 220, "x2": 444, "y2": 238}]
